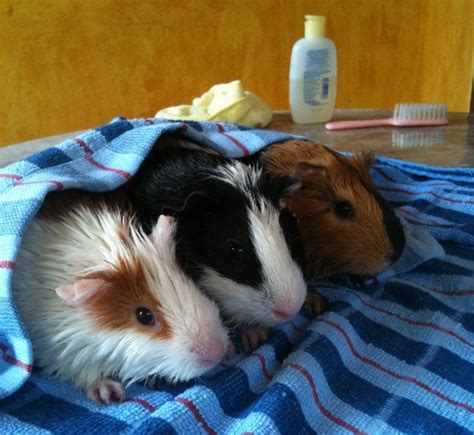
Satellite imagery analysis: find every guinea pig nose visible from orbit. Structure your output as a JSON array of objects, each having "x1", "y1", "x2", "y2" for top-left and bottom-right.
[{"x1": 197, "y1": 335, "x2": 226, "y2": 366}]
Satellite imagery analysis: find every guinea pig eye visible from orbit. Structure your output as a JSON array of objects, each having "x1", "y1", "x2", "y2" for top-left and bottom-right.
[
  {"x1": 335, "y1": 200, "x2": 354, "y2": 219},
  {"x1": 135, "y1": 307, "x2": 155, "y2": 326},
  {"x1": 227, "y1": 240, "x2": 244, "y2": 262}
]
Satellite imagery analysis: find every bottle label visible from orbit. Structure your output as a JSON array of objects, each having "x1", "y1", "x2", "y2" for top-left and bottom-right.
[
  {"x1": 303, "y1": 49, "x2": 330, "y2": 106},
  {"x1": 321, "y1": 77, "x2": 329, "y2": 100}
]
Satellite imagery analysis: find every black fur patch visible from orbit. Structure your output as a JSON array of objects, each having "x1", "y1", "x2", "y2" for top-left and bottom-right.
[
  {"x1": 128, "y1": 142, "x2": 256, "y2": 287},
  {"x1": 127, "y1": 140, "x2": 305, "y2": 289},
  {"x1": 175, "y1": 186, "x2": 263, "y2": 287},
  {"x1": 279, "y1": 207, "x2": 307, "y2": 271}
]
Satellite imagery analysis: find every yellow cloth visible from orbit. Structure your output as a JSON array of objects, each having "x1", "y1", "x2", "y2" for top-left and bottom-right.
[{"x1": 155, "y1": 80, "x2": 273, "y2": 128}]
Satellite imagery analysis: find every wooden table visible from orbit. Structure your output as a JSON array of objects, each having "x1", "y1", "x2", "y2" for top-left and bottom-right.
[
  {"x1": 1, "y1": 110, "x2": 473, "y2": 168},
  {"x1": 270, "y1": 110, "x2": 474, "y2": 168}
]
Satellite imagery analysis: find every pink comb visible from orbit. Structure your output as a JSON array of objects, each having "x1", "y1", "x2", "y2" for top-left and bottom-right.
[{"x1": 325, "y1": 103, "x2": 448, "y2": 131}]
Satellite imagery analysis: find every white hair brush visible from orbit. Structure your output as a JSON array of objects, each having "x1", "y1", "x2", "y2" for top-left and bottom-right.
[{"x1": 325, "y1": 103, "x2": 448, "y2": 130}]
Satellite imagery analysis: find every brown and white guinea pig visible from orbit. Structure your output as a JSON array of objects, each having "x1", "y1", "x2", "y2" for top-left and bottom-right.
[
  {"x1": 260, "y1": 140, "x2": 405, "y2": 280},
  {"x1": 125, "y1": 138, "x2": 308, "y2": 340},
  {"x1": 12, "y1": 202, "x2": 230, "y2": 404}
]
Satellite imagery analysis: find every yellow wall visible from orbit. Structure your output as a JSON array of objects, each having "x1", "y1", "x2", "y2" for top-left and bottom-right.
[{"x1": 1, "y1": 0, "x2": 473, "y2": 146}]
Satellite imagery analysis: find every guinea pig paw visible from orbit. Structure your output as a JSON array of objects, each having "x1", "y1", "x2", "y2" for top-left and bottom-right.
[
  {"x1": 87, "y1": 378, "x2": 125, "y2": 405},
  {"x1": 240, "y1": 326, "x2": 269, "y2": 352},
  {"x1": 303, "y1": 292, "x2": 329, "y2": 318}
]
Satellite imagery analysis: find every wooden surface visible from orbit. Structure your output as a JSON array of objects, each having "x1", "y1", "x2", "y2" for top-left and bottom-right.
[
  {"x1": 1, "y1": 0, "x2": 473, "y2": 147},
  {"x1": 1, "y1": 111, "x2": 473, "y2": 169},
  {"x1": 271, "y1": 111, "x2": 474, "y2": 168}
]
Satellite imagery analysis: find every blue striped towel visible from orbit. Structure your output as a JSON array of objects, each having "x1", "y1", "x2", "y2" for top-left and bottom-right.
[{"x1": 0, "y1": 117, "x2": 473, "y2": 433}]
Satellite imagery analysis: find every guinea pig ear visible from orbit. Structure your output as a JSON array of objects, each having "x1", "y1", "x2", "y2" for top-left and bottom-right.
[
  {"x1": 183, "y1": 191, "x2": 211, "y2": 210},
  {"x1": 150, "y1": 214, "x2": 176, "y2": 249},
  {"x1": 158, "y1": 190, "x2": 214, "y2": 216},
  {"x1": 55, "y1": 278, "x2": 108, "y2": 308},
  {"x1": 293, "y1": 161, "x2": 328, "y2": 183},
  {"x1": 272, "y1": 176, "x2": 303, "y2": 208},
  {"x1": 179, "y1": 189, "x2": 220, "y2": 218},
  {"x1": 283, "y1": 180, "x2": 303, "y2": 194},
  {"x1": 362, "y1": 151, "x2": 376, "y2": 169}
]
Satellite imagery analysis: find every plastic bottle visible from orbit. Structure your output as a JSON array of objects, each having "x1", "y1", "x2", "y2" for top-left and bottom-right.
[{"x1": 289, "y1": 15, "x2": 337, "y2": 124}]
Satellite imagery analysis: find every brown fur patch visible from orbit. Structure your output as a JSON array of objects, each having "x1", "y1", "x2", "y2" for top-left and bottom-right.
[
  {"x1": 82, "y1": 249, "x2": 173, "y2": 340},
  {"x1": 263, "y1": 140, "x2": 392, "y2": 277}
]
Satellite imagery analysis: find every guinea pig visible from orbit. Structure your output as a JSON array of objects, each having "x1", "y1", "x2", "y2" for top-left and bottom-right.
[
  {"x1": 126, "y1": 138, "x2": 309, "y2": 344},
  {"x1": 260, "y1": 140, "x2": 405, "y2": 281},
  {"x1": 12, "y1": 203, "x2": 230, "y2": 404}
]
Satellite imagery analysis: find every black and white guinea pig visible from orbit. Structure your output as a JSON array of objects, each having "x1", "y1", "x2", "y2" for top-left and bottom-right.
[
  {"x1": 13, "y1": 201, "x2": 230, "y2": 404},
  {"x1": 126, "y1": 138, "x2": 308, "y2": 334}
]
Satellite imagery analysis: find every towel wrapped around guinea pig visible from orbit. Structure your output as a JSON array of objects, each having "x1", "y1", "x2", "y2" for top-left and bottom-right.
[
  {"x1": 0, "y1": 117, "x2": 302, "y2": 401},
  {"x1": 3, "y1": 118, "x2": 468, "y2": 435}
]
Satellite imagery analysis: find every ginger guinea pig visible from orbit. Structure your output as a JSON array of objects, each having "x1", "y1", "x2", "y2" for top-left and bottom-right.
[
  {"x1": 13, "y1": 204, "x2": 230, "y2": 404},
  {"x1": 261, "y1": 140, "x2": 405, "y2": 280}
]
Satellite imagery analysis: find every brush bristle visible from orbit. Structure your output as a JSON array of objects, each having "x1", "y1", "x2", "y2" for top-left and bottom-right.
[
  {"x1": 393, "y1": 103, "x2": 448, "y2": 121},
  {"x1": 392, "y1": 129, "x2": 445, "y2": 148}
]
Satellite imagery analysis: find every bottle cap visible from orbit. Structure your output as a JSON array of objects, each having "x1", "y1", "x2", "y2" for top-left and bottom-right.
[{"x1": 305, "y1": 15, "x2": 325, "y2": 38}]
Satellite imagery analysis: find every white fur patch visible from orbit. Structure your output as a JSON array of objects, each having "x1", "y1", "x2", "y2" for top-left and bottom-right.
[
  {"x1": 248, "y1": 202, "x2": 307, "y2": 321},
  {"x1": 200, "y1": 162, "x2": 308, "y2": 327},
  {"x1": 214, "y1": 161, "x2": 262, "y2": 200}
]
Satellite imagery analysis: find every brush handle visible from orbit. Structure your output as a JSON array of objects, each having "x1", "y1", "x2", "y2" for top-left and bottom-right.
[{"x1": 325, "y1": 118, "x2": 393, "y2": 130}]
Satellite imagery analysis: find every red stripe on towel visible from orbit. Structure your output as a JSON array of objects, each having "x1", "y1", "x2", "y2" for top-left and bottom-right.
[
  {"x1": 124, "y1": 398, "x2": 156, "y2": 412},
  {"x1": 216, "y1": 123, "x2": 225, "y2": 132},
  {"x1": 430, "y1": 287, "x2": 474, "y2": 297},
  {"x1": 76, "y1": 138, "x2": 132, "y2": 180},
  {"x1": 288, "y1": 363, "x2": 366, "y2": 434},
  {"x1": 313, "y1": 282, "x2": 474, "y2": 299},
  {"x1": 0, "y1": 173, "x2": 22, "y2": 180},
  {"x1": 176, "y1": 397, "x2": 216, "y2": 435},
  {"x1": 254, "y1": 352, "x2": 272, "y2": 381},
  {"x1": 74, "y1": 138, "x2": 93, "y2": 156},
  {"x1": 14, "y1": 180, "x2": 64, "y2": 190},
  {"x1": 220, "y1": 133, "x2": 250, "y2": 156},
  {"x1": 290, "y1": 321, "x2": 303, "y2": 332},
  {"x1": 346, "y1": 290, "x2": 474, "y2": 349},
  {"x1": 317, "y1": 318, "x2": 474, "y2": 413},
  {"x1": 0, "y1": 343, "x2": 33, "y2": 372},
  {"x1": 86, "y1": 156, "x2": 132, "y2": 180},
  {"x1": 0, "y1": 261, "x2": 15, "y2": 270}
]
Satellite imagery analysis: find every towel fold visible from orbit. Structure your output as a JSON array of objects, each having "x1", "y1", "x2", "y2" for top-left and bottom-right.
[{"x1": 377, "y1": 216, "x2": 445, "y2": 282}]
